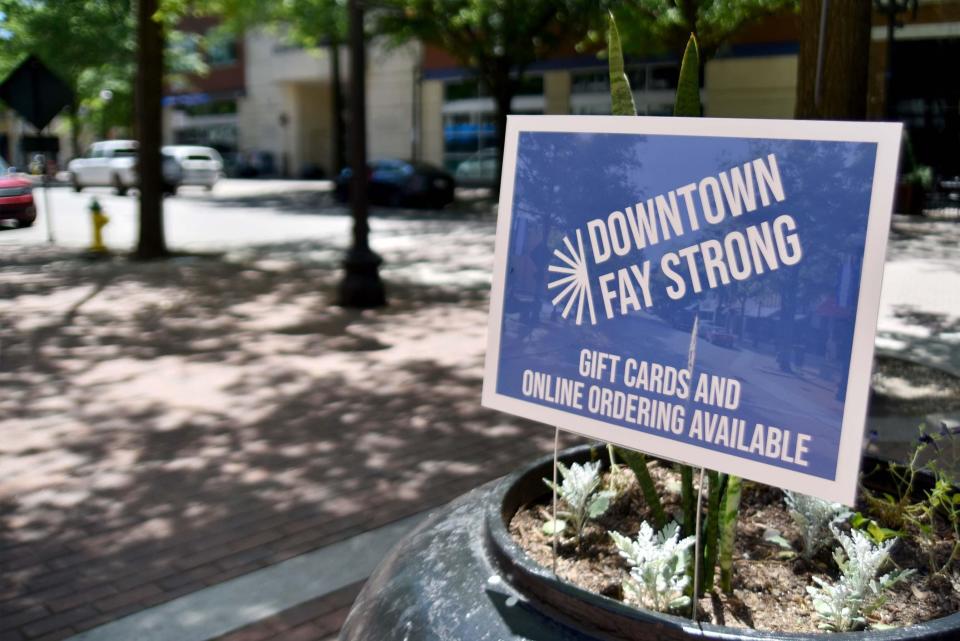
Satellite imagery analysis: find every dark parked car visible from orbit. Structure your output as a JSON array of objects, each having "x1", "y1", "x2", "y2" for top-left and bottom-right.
[
  {"x1": 335, "y1": 159, "x2": 455, "y2": 208},
  {"x1": 698, "y1": 321, "x2": 736, "y2": 349},
  {"x1": 0, "y1": 158, "x2": 36, "y2": 228}
]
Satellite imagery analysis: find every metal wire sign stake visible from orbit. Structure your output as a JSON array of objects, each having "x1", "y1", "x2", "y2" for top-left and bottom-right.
[{"x1": 551, "y1": 426, "x2": 560, "y2": 575}]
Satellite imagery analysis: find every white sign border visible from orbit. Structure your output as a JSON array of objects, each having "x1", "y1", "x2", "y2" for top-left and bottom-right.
[{"x1": 482, "y1": 115, "x2": 903, "y2": 506}]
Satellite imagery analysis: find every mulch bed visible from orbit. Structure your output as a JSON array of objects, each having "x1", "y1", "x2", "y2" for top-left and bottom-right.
[{"x1": 510, "y1": 461, "x2": 960, "y2": 633}]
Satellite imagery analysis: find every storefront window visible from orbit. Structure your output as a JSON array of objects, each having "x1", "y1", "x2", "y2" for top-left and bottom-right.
[
  {"x1": 442, "y1": 76, "x2": 544, "y2": 180},
  {"x1": 569, "y1": 62, "x2": 685, "y2": 116}
]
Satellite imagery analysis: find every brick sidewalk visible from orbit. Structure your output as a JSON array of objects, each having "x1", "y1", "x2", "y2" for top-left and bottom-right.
[{"x1": 0, "y1": 235, "x2": 582, "y2": 640}]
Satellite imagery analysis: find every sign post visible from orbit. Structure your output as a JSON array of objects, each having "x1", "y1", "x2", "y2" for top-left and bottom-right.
[{"x1": 483, "y1": 115, "x2": 902, "y2": 505}]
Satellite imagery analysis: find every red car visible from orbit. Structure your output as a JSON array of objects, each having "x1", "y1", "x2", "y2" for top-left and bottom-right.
[{"x1": 0, "y1": 158, "x2": 36, "y2": 228}]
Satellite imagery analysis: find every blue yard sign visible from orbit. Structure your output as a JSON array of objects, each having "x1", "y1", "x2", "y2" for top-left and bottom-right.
[{"x1": 483, "y1": 116, "x2": 902, "y2": 504}]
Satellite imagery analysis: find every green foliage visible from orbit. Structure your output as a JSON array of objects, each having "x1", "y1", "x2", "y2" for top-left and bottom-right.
[
  {"x1": 861, "y1": 426, "x2": 960, "y2": 577},
  {"x1": 376, "y1": 0, "x2": 595, "y2": 71},
  {"x1": 544, "y1": 460, "x2": 615, "y2": 552},
  {"x1": 850, "y1": 513, "x2": 901, "y2": 545},
  {"x1": 806, "y1": 526, "x2": 913, "y2": 631},
  {"x1": 0, "y1": 0, "x2": 136, "y2": 138},
  {"x1": 610, "y1": 522, "x2": 695, "y2": 613},
  {"x1": 611, "y1": 0, "x2": 798, "y2": 60},
  {"x1": 177, "y1": 0, "x2": 347, "y2": 48},
  {"x1": 0, "y1": 0, "x2": 216, "y2": 146}
]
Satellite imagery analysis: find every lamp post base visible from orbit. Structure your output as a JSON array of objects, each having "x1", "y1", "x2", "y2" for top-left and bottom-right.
[{"x1": 338, "y1": 247, "x2": 387, "y2": 309}]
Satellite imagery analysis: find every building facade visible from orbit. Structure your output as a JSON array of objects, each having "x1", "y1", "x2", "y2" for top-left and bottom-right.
[
  {"x1": 238, "y1": 32, "x2": 418, "y2": 178},
  {"x1": 162, "y1": 16, "x2": 246, "y2": 173},
  {"x1": 161, "y1": 3, "x2": 958, "y2": 181}
]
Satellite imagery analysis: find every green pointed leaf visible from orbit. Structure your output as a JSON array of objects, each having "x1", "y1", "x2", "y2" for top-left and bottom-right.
[
  {"x1": 673, "y1": 34, "x2": 701, "y2": 117},
  {"x1": 867, "y1": 522, "x2": 901, "y2": 543},
  {"x1": 614, "y1": 447, "x2": 667, "y2": 529},
  {"x1": 607, "y1": 12, "x2": 636, "y2": 117}
]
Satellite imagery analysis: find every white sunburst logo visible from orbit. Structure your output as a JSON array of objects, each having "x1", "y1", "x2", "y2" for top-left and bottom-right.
[{"x1": 547, "y1": 229, "x2": 597, "y2": 326}]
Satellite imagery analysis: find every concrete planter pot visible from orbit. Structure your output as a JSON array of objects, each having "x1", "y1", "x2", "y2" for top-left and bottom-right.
[{"x1": 340, "y1": 445, "x2": 960, "y2": 640}]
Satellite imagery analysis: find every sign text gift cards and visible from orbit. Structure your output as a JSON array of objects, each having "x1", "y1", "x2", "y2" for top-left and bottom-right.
[{"x1": 483, "y1": 116, "x2": 902, "y2": 505}]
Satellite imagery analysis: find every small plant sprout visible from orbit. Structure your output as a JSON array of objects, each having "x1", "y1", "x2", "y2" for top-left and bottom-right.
[
  {"x1": 784, "y1": 490, "x2": 852, "y2": 560},
  {"x1": 605, "y1": 444, "x2": 632, "y2": 499},
  {"x1": 610, "y1": 522, "x2": 696, "y2": 613},
  {"x1": 806, "y1": 525, "x2": 914, "y2": 631},
  {"x1": 543, "y1": 460, "x2": 614, "y2": 550}
]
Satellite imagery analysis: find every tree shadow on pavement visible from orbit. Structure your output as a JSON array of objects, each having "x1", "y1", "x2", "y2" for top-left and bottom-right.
[
  {"x1": 0, "y1": 236, "x2": 582, "y2": 636},
  {"x1": 199, "y1": 186, "x2": 498, "y2": 223}
]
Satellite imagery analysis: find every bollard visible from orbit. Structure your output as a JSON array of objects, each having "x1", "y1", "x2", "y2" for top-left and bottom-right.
[{"x1": 89, "y1": 198, "x2": 109, "y2": 254}]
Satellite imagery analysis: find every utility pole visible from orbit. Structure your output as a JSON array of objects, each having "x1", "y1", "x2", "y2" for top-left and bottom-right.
[{"x1": 338, "y1": 0, "x2": 386, "y2": 308}]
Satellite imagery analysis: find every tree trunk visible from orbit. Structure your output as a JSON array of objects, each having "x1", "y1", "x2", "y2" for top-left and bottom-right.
[
  {"x1": 135, "y1": 0, "x2": 167, "y2": 259},
  {"x1": 329, "y1": 40, "x2": 346, "y2": 174},
  {"x1": 795, "y1": 0, "x2": 872, "y2": 120},
  {"x1": 486, "y1": 62, "x2": 514, "y2": 198}
]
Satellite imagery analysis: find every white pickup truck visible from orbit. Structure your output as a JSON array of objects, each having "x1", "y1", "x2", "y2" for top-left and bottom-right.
[{"x1": 68, "y1": 140, "x2": 182, "y2": 195}]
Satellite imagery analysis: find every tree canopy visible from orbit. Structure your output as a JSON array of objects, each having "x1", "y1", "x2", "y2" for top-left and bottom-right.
[
  {"x1": 613, "y1": 0, "x2": 799, "y2": 59},
  {"x1": 0, "y1": 0, "x2": 209, "y2": 151},
  {"x1": 0, "y1": 0, "x2": 136, "y2": 148}
]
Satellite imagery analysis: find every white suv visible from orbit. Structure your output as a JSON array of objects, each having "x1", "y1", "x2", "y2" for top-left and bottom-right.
[
  {"x1": 69, "y1": 140, "x2": 182, "y2": 195},
  {"x1": 163, "y1": 145, "x2": 224, "y2": 190}
]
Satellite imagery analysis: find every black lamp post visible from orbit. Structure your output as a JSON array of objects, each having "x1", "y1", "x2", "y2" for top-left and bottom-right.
[
  {"x1": 338, "y1": 0, "x2": 386, "y2": 308},
  {"x1": 874, "y1": 0, "x2": 918, "y2": 119}
]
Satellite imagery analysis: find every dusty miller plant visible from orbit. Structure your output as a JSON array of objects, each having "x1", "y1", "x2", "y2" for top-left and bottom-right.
[
  {"x1": 543, "y1": 460, "x2": 614, "y2": 551},
  {"x1": 610, "y1": 522, "x2": 696, "y2": 613},
  {"x1": 784, "y1": 490, "x2": 852, "y2": 560},
  {"x1": 806, "y1": 525, "x2": 914, "y2": 631}
]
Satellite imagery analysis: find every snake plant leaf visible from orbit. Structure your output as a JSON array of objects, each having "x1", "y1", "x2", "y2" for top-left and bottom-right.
[
  {"x1": 718, "y1": 475, "x2": 743, "y2": 593},
  {"x1": 615, "y1": 447, "x2": 667, "y2": 529},
  {"x1": 607, "y1": 12, "x2": 637, "y2": 117},
  {"x1": 673, "y1": 33, "x2": 701, "y2": 118}
]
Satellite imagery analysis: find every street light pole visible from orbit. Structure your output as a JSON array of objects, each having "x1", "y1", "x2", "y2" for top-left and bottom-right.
[{"x1": 338, "y1": 0, "x2": 386, "y2": 308}]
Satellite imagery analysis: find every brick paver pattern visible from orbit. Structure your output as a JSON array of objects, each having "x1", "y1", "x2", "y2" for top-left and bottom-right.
[{"x1": 0, "y1": 229, "x2": 584, "y2": 640}]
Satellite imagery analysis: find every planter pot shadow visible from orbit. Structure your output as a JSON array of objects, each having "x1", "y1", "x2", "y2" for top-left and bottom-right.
[{"x1": 340, "y1": 445, "x2": 960, "y2": 640}]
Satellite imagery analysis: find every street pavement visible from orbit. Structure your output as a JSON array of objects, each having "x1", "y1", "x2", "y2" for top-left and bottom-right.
[{"x1": 0, "y1": 181, "x2": 958, "y2": 640}]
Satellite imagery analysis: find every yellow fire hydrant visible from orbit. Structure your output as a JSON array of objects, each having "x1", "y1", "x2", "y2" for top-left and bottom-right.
[{"x1": 89, "y1": 198, "x2": 109, "y2": 254}]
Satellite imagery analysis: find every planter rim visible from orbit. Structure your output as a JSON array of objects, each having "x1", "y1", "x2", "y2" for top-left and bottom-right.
[{"x1": 483, "y1": 444, "x2": 960, "y2": 641}]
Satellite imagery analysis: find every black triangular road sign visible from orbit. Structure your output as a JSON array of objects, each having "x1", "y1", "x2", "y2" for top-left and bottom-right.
[{"x1": 0, "y1": 55, "x2": 74, "y2": 131}]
